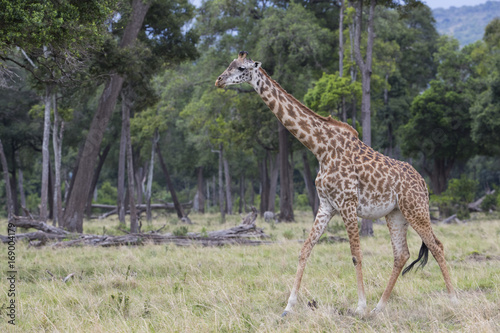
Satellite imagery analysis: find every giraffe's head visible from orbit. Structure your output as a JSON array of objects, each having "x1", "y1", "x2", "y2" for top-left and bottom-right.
[{"x1": 215, "y1": 51, "x2": 261, "y2": 88}]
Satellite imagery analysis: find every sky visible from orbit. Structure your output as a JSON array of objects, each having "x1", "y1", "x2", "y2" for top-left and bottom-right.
[{"x1": 424, "y1": 0, "x2": 499, "y2": 9}]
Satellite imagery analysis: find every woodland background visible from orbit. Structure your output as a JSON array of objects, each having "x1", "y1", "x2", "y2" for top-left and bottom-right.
[{"x1": 1, "y1": 0, "x2": 500, "y2": 232}]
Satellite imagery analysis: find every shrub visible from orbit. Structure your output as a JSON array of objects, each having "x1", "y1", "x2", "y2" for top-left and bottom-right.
[
  {"x1": 173, "y1": 226, "x2": 188, "y2": 236},
  {"x1": 431, "y1": 175, "x2": 478, "y2": 220},
  {"x1": 283, "y1": 229, "x2": 294, "y2": 240},
  {"x1": 480, "y1": 193, "x2": 497, "y2": 212}
]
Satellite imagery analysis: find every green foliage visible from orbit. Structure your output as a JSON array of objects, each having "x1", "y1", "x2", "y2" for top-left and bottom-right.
[
  {"x1": 304, "y1": 72, "x2": 361, "y2": 117},
  {"x1": 0, "y1": 0, "x2": 116, "y2": 53},
  {"x1": 480, "y1": 193, "x2": 497, "y2": 213},
  {"x1": 96, "y1": 181, "x2": 117, "y2": 206},
  {"x1": 295, "y1": 193, "x2": 310, "y2": 211},
  {"x1": 173, "y1": 226, "x2": 188, "y2": 237},
  {"x1": 431, "y1": 175, "x2": 478, "y2": 219}
]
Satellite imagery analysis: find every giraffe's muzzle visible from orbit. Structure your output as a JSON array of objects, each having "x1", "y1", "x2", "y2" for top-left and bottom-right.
[{"x1": 215, "y1": 76, "x2": 225, "y2": 88}]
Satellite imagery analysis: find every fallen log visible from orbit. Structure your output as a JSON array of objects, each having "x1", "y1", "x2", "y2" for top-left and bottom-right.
[
  {"x1": 468, "y1": 190, "x2": 495, "y2": 212},
  {"x1": 1, "y1": 209, "x2": 271, "y2": 247},
  {"x1": 9, "y1": 215, "x2": 68, "y2": 235}
]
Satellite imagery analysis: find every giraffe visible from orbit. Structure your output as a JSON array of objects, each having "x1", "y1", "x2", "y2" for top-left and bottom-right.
[{"x1": 215, "y1": 51, "x2": 457, "y2": 316}]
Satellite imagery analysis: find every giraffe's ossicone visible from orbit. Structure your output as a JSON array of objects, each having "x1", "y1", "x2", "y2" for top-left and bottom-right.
[{"x1": 216, "y1": 52, "x2": 457, "y2": 316}]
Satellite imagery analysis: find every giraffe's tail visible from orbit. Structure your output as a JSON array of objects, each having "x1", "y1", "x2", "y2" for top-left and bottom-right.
[{"x1": 402, "y1": 242, "x2": 429, "y2": 275}]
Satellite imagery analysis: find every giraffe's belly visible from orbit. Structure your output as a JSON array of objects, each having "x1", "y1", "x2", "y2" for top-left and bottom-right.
[{"x1": 356, "y1": 193, "x2": 398, "y2": 220}]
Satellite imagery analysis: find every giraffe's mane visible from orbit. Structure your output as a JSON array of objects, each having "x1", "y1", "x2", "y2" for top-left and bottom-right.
[{"x1": 258, "y1": 68, "x2": 359, "y2": 138}]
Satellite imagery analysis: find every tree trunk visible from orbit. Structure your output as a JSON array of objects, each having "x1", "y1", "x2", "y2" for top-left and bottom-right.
[
  {"x1": 134, "y1": 163, "x2": 144, "y2": 205},
  {"x1": 9, "y1": 146, "x2": 18, "y2": 216},
  {"x1": 62, "y1": 0, "x2": 151, "y2": 232},
  {"x1": 426, "y1": 158, "x2": 454, "y2": 195},
  {"x1": 217, "y1": 144, "x2": 225, "y2": 223},
  {"x1": 196, "y1": 166, "x2": 205, "y2": 213},
  {"x1": 352, "y1": 0, "x2": 376, "y2": 236},
  {"x1": 117, "y1": 103, "x2": 127, "y2": 225},
  {"x1": 40, "y1": 87, "x2": 51, "y2": 221},
  {"x1": 156, "y1": 142, "x2": 186, "y2": 220},
  {"x1": 123, "y1": 94, "x2": 138, "y2": 234},
  {"x1": 360, "y1": 218, "x2": 374, "y2": 237},
  {"x1": 349, "y1": 18, "x2": 358, "y2": 128},
  {"x1": 52, "y1": 94, "x2": 64, "y2": 226},
  {"x1": 259, "y1": 156, "x2": 270, "y2": 216},
  {"x1": 0, "y1": 139, "x2": 14, "y2": 220},
  {"x1": 223, "y1": 156, "x2": 232, "y2": 214},
  {"x1": 17, "y1": 163, "x2": 26, "y2": 215},
  {"x1": 145, "y1": 132, "x2": 158, "y2": 222},
  {"x1": 85, "y1": 143, "x2": 111, "y2": 219},
  {"x1": 268, "y1": 152, "x2": 279, "y2": 213},
  {"x1": 239, "y1": 174, "x2": 245, "y2": 214},
  {"x1": 278, "y1": 122, "x2": 294, "y2": 222},
  {"x1": 302, "y1": 151, "x2": 319, "y2": 217},
  {"x1": 339, "y1": 0, "x2": 347, "y2": 123}
]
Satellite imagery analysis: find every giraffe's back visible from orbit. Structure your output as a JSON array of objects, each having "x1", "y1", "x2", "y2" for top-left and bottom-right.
[{"x1": 352, "y1": 141, "x2": 428, "y2": 220}]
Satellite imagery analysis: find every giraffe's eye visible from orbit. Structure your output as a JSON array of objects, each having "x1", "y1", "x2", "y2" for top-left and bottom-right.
[{"x1": 238, "y1": 67, "x2": 246, "y2": 71}]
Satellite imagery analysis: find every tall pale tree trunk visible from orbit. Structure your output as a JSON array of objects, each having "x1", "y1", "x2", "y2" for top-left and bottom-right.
[
  {"x1": 268, "y1": 152, "x2": 279, "y2": 213},
  {"x1": 0, "y1": 139, "x2": 14, "y2": 220},
  {"x1": 278, "y1": 122, "x2": 294, "y2": 222},
  {"x1": 196, "y1": 166, "x2": 205, "y2": 213},
  {"x1": 239, "y1": 174, "x2": 245, "y2": 214},
  {"x1": 117, "y1": 105, "x2": 127, "y2": 225},
  {"x1": 52, "y1": 94, "x2": 64, "y2": 226},
  {"x1": 349, "y1": 15, "x2": 358, "y2": 128},
  {"x1": 63, "y1": 0, "x2": 151, "y2": 232},
  {"x1": 259, "y1": 156, "x2": 270, "y2": 216},
  {"x1": 145, "y1": 132, "x2": 158, "y2": 222},
  {"x1": 217, "y1": 144, "x2": 225, "y2": 223},
  {"x1": 40, "y1": 87, "x2": 52, "y2": 221},
  {"x1": 123, "y1": 94, "x2": 138, "y2": 233},
  {"x1": 223, "y1": 157, "x2": 232, "y2": 214},
  {"x1": 17, "y1": 159, "x2": 26, "y2": 215},
  {"x1": 352, "y1": 0, "x2": 377, "y2": 237},
  {"x1": 339, "y1": 0, "x2": 347, "y2": 123}
]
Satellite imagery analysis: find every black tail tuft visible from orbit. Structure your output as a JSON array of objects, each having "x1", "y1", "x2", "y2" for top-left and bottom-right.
[{"x1": 402, "y1": 242, "x2": 429, "y2": 276}]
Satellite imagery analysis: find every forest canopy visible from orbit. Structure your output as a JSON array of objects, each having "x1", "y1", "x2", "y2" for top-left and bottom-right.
[{"x1": 1, "y1": 0, "x2": 500, "y2": 230}]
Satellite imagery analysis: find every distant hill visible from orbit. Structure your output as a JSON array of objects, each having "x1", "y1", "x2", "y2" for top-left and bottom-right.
[{"x1": 432, "y1": 1, "x2": 500, "y2": 46}]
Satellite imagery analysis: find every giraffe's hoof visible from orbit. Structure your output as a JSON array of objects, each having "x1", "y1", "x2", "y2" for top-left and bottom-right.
[
  {"x1": 370, "y1": 306, "x2": 383, "y2": 315},
  {"x1": 281, "y1": 311, "x2": 288, "y2": 317},
  {"x1": 354, "y1": 306, "x2": 367, "y2": 316}
]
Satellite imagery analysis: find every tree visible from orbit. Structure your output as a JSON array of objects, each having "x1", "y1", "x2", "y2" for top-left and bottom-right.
[
  {"x1": 64, "y1": 0, "x2": 197, "y2": 232},
  {"x1": 401, "y1": 37, "x2": 476, "y2": 194},
  {"x1": 470, "y1": 18, "x2": 500, "y2": 155}
]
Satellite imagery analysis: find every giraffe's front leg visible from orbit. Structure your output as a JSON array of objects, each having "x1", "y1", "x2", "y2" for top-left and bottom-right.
[
  {"x1": 282, "y1": 201, "x2": 335, "y2": 317},
  {"x1": 339, "y1": 199, "x2": 367, "y2": 315}
]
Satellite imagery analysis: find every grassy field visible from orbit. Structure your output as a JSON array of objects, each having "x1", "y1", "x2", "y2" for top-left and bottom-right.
[{"x1": 1, "y1": 211, "x2": 499, "y2": 332}]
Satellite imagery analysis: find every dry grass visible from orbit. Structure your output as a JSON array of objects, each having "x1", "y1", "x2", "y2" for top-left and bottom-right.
[{"x1": 1, "y1": 212, "x2": 499, "y2": 332}]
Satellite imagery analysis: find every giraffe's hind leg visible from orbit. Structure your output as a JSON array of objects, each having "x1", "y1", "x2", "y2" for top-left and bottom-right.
[
  {"x1": 372, "y1": 209, "x2": 410, "y2": 313},
  {"x1": 400, "y1": 206, "x2": 457, "y2": 302}
]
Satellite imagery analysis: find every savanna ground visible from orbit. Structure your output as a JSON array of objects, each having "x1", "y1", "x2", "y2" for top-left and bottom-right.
[{"x1": 1, "y1": 211, "x2": 499, "y2": 332}]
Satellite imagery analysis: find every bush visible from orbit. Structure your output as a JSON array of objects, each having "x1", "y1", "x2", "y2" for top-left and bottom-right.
[
  {"x1": 480, "y1": 193, "x2": 497, "y2": 212},
  {"x1": 431, "y1": 175, "x2": 478, "y2": 220},
  {"x1": 173, "y1": 226, "x2": 188, "y2": 236}
]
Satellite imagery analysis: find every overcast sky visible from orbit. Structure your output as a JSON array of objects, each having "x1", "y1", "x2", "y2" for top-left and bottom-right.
[{"x1": 424, "y1": 0, "x2": 498, "y2": 9}]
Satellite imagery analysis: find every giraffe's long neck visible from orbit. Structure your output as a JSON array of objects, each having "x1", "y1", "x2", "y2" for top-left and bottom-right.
[{"x1": 250, "y1": 68, "x2": 358, "y2": 160}]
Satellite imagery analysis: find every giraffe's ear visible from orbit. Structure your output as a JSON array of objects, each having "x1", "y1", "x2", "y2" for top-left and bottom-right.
[{"x1": 253, "y1": 61, "x2": 262, "y2": 69}]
